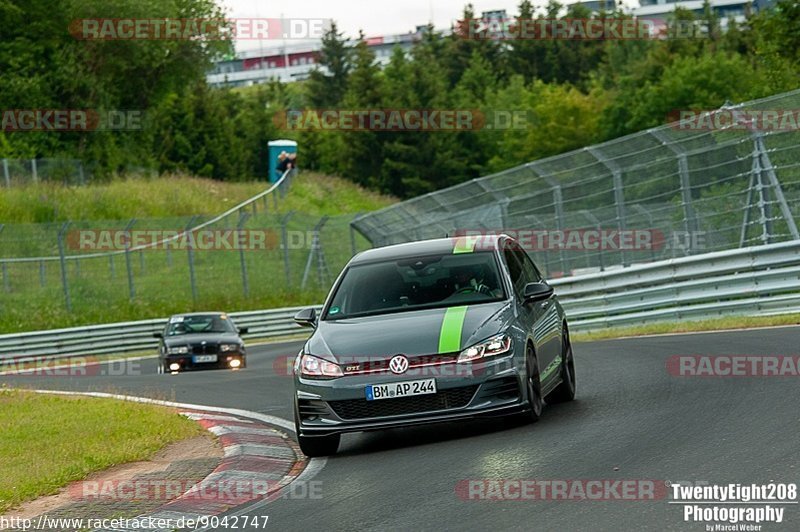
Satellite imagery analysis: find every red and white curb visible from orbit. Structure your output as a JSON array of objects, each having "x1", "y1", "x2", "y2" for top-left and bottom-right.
[{"x1": 20, "y1": 390, "x2": 325, "y2": 531}]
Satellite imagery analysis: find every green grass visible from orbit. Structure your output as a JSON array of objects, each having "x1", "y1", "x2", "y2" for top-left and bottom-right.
[
  {"x1": 572, "y1": 313, "x2": 800, "y2": 342},
  {"x1": 0, "y1": 390, "x2": 203, "y2": 513},
  {"x1": 0, "y1": 172, "x2": 395, "y2": 333}
]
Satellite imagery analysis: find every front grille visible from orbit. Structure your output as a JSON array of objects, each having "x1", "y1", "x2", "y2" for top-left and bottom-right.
[
  {"x1": 343, "y1": 353, "x2": 459, "y2": 375},
  {"x1": 328, "y1": 385, "x2": 479, "y2": 420},
  {"x1": 190, "y1": 343, "x2": 218, "y2": 355}
]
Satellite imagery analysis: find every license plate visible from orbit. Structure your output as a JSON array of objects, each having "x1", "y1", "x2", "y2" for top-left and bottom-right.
[
  {"x1": 193, "y1": 354, "x2": 217, "y2": 363},
  {"x1": 366, "y1": 379, "x2": 436, "y2": 401}
]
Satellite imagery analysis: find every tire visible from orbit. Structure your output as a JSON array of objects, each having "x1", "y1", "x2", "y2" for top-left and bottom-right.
[
  {"x1": 297, "y1": 433, "x2": 340, "y2": 457},
  {"x1": 522, "y1": 345, "x2": 544, "y2": 422},
  {"x1": 548, "y1": 327, "x2": 576, "y2": 404}
]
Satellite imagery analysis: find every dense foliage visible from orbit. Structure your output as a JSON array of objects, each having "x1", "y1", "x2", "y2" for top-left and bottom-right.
[{"x1": 1, "y1": 0, "x2": 799, "y2": 196}]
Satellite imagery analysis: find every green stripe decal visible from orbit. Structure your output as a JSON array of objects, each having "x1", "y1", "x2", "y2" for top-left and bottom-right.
[
  {"x1": 453, "y1": 236, "x2": 478, "y2": 254},
  {"x1": 438, "y1": 306, "x2": 468, "y2": 353}
]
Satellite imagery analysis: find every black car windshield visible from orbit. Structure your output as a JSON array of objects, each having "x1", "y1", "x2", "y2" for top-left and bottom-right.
[
  {"x1": 166, "y1": 314, "x2": 236, "y2": 336},
  {"x1": 323, "y1": 252, "x2": 506, "y2": 320}
]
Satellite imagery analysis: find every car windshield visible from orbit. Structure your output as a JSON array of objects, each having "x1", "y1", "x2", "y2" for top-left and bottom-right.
[
  {"x1": 323, "y1": 252, "x2": 506, "y2": 320},
  {"x1": 166, "y1": 314, "x2": 236, "y2": 336}
]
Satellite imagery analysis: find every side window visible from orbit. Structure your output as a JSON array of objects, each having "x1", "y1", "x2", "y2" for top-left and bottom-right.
[
  {"x1": 514, "y1": 248, "x2": 542, "y2": 284},
  {"x1": 503, "y1": 248, "x2": 526, "y2": 296}
]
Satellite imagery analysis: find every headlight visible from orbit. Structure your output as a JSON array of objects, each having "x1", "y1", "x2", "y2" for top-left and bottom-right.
[
  {"x1": 220, "y1": 344, "x2": 240, "y2": 352},
  {"x1": 299, "y1": 354, "x2": 343, "y2": 378},
  {"x1": 167, "y1": 346, "x2": 189, "y2": 355},
  {"x1": 457, "y1": 333, "x2": 512, "y2": 363}
]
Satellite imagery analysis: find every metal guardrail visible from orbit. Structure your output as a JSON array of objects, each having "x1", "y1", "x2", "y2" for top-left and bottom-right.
[{"x1": 1, "y1": 239, "x2": 799, "y2": 360}]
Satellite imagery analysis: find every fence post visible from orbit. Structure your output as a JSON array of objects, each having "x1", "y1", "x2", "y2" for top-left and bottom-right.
[
  {"x1": 631, "y1": 204, "x2": 658, "y2": 262},
  {"x1": 57, "y1": 222, "x2": 72, "y2": 311},
  {"x1": 31, "y1": 159, "x2": 38, "y2": 183},
  {"x1": 280, "y1": 211, "x2": 295, "y2": 287},
  {"x1": 588, "y1": 147, "x2": 628, "y2": 267},
  {"x1": 2, "y1": 159, "x2": 9, "y2": 187},
  {"x1": 124, "y1": 218, "x2": 136, "y2": 300},
  {"x1": 237, "y1": 212, "x2": 251, "y2": 298},
  {"x1": 39, "y1": 260, "x2": 46, "y2": 287},
  {"x1": 1, "y1": 262, "x2": 8, "y2": 293},
  {"x1": 754, "y1": 131, "x2": 799, "y2": 240},
  {"x1": 580, "y1": 210, "x2": 604, "y2": 272},
  {"x1": 301, "y1": 216, "x2": 329, "y2": 290},
  {"x1": 109, "y1": 254, "x2": 115, "y2": 279},
  {"x1": 349, "y1": 212, "x2": 363, "y2": 256},
  {"x1": 185, "y1": 216, "x2": 199, "y2": 302},
  {"x1": 649, "y1": 128, "x2": 699, "y2": 253}
]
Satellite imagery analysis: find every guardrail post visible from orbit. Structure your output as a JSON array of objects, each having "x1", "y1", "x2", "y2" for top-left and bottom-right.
[
  {"x1": 237, "y1": 212, "x2": 251, "y2": 297},
  {"x1": 185, "y1": 216, "x2": 199, "y2": 302},
  {"x1": 57, "y1": 222, "x2": 72, "y2": 311},
  {"x1": 124, "y1": 219, "x2": 136, "y2": 300},
  {"x1": 2, "y1": 159, "x2": 9, "y2": 187},
  {"x1": 280, "y1": 211, "x2": 295, "y2": 286},
  {"x1": 587, "y1": 147, "x2": 628, "y2": 267}
]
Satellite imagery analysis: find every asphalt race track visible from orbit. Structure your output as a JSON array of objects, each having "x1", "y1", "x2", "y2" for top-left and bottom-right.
[{"x1": 3, "y1": 326, "x2": 799, "y2": 531}]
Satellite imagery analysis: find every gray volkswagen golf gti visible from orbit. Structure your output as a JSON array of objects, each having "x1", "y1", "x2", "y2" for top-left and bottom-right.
[{"x1": 292, "y1": 234, "x2": 575, "y2": 456}]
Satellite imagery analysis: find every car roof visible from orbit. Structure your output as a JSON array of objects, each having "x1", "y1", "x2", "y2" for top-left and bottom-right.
[
  {"x1": 350, "y1": 235, "x2": 507, "y2": 265},
  {"x1": 168, "y1": 312, "x2": 228, "y2": 317}
]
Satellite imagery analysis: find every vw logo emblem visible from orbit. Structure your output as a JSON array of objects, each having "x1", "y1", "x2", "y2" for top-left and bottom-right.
[{"x1": 389, "y1": 355, "x2": 409, "y2": 374}]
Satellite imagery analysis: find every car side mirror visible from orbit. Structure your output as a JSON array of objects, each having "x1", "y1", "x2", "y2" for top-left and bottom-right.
[
  {"x1": 238, "y1": 327, "x2": 249, "y2": 335},
  {"x1": 153, "y1": 332, "x2": 163, "y2": 339},
  {"x1": 523, "y1": 282, "x2": 554, "y2": 303},
  {"x1": 294, "y1": 307, "x2": 317, "y2": 328}
]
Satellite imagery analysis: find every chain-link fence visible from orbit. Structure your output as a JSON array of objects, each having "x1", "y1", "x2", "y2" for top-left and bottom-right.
[
  {"x1": 0, "y1": 158, "x2": 95, "y2": 186},
  {"x1": 0, "y1": 169, "x2": 371, "y2": 325},
  {"x1": 352, "y1": 89, "x2": 800, "y2": 278}
]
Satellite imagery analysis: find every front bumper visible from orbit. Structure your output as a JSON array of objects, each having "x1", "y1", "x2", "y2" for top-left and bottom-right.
[{"x1": 294, "y1": 354, "x2": 526, "y2": 437}]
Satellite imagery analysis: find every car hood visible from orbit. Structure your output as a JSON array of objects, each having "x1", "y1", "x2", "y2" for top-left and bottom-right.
[
  {"x1": 163, "y1": 333, "x2": 242, "y2": 346},
  {"x1": 306, "y1": 301, "x2": 514, "y2": 361}
]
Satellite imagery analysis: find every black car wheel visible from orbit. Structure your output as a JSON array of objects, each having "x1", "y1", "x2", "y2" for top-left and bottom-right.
[
  {"x1": 548, "y1": 327, "x2": 576, "y2": 404},
  {"x1": 524, "y1": 345, "x2": 543, "y2": 422}
]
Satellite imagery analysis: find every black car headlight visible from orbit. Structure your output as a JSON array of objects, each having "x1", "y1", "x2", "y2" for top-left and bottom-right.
[
  {"x1": 457, "y1": 333, "x2": 512, "y2": 363},
  {"x1": 167, "y1": 345, "x2": 189, "y2": 355},
  {"x1": 299, "y1": 354, "x2": 343, "y2": 379},
  {"x1": 220, "y1": 343, "x2": 240, "y2": 352}
]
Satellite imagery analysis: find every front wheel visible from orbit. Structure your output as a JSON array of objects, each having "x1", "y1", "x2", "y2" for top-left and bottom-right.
[
  {"x1": 297, "y1": 433, "x2": 340, "y2": 457},
  {"x1": 522, "y1": 346, "x2": 543, "y2": 422},
  {"x1": 548, "y1": 328, "x2": 576, "y2": 404}
]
